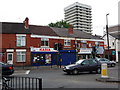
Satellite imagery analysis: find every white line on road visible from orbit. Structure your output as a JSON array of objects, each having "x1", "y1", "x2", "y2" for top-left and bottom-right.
[{"x1": 25, "y1": 70, "x2": 30, "y2": 74}]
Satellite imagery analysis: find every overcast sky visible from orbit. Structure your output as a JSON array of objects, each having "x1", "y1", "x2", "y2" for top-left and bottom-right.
[{"x1": 0, "y1": 0, "x2": 119, "y2": 36}]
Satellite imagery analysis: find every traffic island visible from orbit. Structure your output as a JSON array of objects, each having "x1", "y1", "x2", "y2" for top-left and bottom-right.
[
  {"x1": 96, "y1": 77, "x2": 120, "y2": 83},
  {"x1": 96, "y1": 63, "x2": 120, "y2": 83}
]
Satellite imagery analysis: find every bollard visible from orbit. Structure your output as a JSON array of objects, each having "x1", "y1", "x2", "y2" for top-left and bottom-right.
[{"x1": 101, "y1": 63, "x2": 108, "y2": 78}]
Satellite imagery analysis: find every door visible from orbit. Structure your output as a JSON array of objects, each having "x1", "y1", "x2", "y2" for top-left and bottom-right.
[
  {"x1": 88, "y1": 59, "x2": 98, "y2": 71},
  {"x1": 79, "y1": 60, "x2": 89, "y2": 72},
  {"x1": 7, "y1": 53, "x2": 13, "y2": 64}
]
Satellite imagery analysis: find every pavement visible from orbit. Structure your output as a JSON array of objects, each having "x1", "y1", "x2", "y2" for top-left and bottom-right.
[
  {"x1": 96, "y1": 63, "x2": 120, "y2": 83},
  {"x1": 96, "y1": 77, "x2": 120, "y2": 83}
]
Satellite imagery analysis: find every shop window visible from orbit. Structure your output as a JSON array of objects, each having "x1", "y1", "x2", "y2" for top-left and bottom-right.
[
  {"x1": 64, "y1": 39, "x2": 71, "y2": 46},
  {"x1": 100, "y1": 43, "x2": 104, "y2": 46},
  {"x1": 41, "y1": 38, "x2": 49, "y2": 47},
  {"x1": 16, "y1": 52, "x2": 26, "y2": 62},
  {"x1": 88, "y1": 43, "x2": 92, "y2": 47},
  {"x1": 16, "y1": 36, "x2": 26, "y2": 46},
  {"x1": 81, "y1": 43, "x2": 87, "y2": 48}
]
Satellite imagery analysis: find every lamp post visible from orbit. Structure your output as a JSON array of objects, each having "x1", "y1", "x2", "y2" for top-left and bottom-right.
[{"x1": 106, "y1": 13, "x2": 110, "y2": 60}]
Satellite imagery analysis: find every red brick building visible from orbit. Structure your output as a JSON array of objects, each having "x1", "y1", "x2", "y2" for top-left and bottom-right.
[{"x1": 0, "y1": 21, "x2": 104, "y2": 66}]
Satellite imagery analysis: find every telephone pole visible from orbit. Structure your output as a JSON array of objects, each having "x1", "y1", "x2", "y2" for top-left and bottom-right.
[{"x1": 106, "y1": 13, "x2": 110, "y2": 60}]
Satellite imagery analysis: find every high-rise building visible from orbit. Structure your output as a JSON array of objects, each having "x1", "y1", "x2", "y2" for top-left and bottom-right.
[{"x1": 64, "y1": 2, "x2": 92, "y2": 34}]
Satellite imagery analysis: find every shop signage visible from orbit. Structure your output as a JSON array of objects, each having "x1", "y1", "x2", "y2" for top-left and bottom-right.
[
  {"x1": 31, "y1": 47, "x2": 58, "y2": 52},
  {"x1": 96, "y1": 46, "x2": 104, "y2": 54},
  {"x1": 81, "y1": 40, "x2": 86, "y2": 43},
  {"x1": 79, "y1": 48, "x2": 92, "y2": 54},
  {"x1": 40, "y1": 48, "x2": 50, "y2": 51},
  {"x1": 112, "y1": 51, "x2": 115, "y2": 55}
]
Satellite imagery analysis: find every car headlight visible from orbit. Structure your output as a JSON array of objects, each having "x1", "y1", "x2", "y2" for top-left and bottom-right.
[{"x1": 66, "y1": 67, "x2": 70, "y2": 69}]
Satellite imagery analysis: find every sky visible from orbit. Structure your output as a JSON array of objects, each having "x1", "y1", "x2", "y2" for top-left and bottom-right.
[{"x1": 0, "y1": 0, "x2": 119, "y2": 36}]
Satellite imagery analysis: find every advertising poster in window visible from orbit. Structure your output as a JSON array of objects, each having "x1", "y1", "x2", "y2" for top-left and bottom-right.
[
  {"x1": 45, "y1": 54, "x2": 51, "y2": 64},
  {"x1": 33, "y1": 54, "x2": 45, "y2": 65}
]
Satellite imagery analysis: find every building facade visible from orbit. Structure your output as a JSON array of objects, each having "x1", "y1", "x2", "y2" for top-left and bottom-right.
[
  {"x1": 64, "y1": 2, "x2": 92, "y2": 33},
  {"x1": 0, "y1": 21, "x2": 104, "y2": 66},
  {"x1": 103, "y1": 25, "x2": 120, "y2": 62}
]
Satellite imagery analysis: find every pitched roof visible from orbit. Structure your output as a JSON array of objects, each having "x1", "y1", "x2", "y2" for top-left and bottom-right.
[
  {"x1": 30, "y1": 25, "x2": 58, "y2": 36},
  {"x1": 0, "y1": 22, "x2": 31, "y2": 34},
  {"x1": 0, "y1": 22, "x2": 103, "y2": 40},
  {"x1": 108, "y1": 25, "x2": 120, "y2": 39},
  {"x1": 108, "y1": 25, "x2": 120, "y2": 33},
  {"x1": 51, "y1": 27, "x2": 102, "y2": 39}
]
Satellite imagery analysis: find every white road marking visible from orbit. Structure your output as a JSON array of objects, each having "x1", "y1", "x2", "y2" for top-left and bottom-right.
[
  {"x1": 25, "y1": 70, "x2": 30, "y2": 74},
  {"x1": 13, "y1": 70, "x2": 30, "y2": 75}
]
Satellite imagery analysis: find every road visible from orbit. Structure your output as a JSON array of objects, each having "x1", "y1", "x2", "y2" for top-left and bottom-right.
[{"x1": 13, "y1": 64, "x2": 119, "y2": 89}]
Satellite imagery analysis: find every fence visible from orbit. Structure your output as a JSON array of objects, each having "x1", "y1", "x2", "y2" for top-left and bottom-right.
[{"x1": 2, "y1": 76, "x2": 42, "y2": 90}]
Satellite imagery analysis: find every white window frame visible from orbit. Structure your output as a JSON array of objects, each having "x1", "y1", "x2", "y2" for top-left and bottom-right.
[
  {"x1": 7, "y1": 53, "x2": 13, "y2": 64},
  {"x1": 41, "y1": 38, "x2": 49, "y2": 47},
  {"x1": 64, "y1": 39, "x2": 71, "y2": 46},
  {"x1": 16, "y1": 52, "x2": 26, "y2": 62},
  {"x1": 16, "y1": 35, "x2": 26, "y2": 47}
]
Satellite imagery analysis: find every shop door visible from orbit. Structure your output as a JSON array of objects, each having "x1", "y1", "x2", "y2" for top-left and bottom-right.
[{"x1": 7, "y1": 53, "x2": 13, "y2": 64}]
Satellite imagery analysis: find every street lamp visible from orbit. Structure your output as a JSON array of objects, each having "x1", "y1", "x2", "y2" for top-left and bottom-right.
[{"x1": 106, "y1": 13, "x2": 110, "y2": 60}]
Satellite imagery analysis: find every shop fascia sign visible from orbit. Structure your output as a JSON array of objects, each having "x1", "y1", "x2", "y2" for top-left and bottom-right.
[
  {"x1": 31, "y1": 47, "x2": 58, "y2": 52},
  {"x1": 79, "y1": 48, "x2": 92, "y2": 54}
]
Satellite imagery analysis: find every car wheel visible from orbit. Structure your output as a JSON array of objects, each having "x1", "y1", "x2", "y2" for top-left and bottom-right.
[
  {"x1": 72, "y1": 69, "x2": 78, "y2": 75},
  {"x1": 96, "y1": 68, "x2": 101, "y2": 74},
  {"x1": 111, "y1": 63, "x2": 115, "y2": 67}
]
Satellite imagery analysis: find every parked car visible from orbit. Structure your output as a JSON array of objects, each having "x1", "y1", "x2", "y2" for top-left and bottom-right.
[
  {"x1": 96, "y1": 58, "x2": 116, "y2": 67},
  {"x1": 63, "y1": 59, "x2": 101, "y2": 75},
  {"x1": 0, "y1": 62, "x2": 14, "y2": 75}
]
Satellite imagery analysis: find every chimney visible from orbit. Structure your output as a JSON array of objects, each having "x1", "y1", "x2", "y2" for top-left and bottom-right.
[
  {"x1": 23, "y1": 17, "x2": 29, "y2": 29},
  {"x1": 68, "y1": 24, "x2": 74, "y2": 34}
]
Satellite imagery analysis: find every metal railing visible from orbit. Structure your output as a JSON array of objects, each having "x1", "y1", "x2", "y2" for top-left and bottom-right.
[{"x1": 2, "y1": 76, "x2": 42, "y2": 90}]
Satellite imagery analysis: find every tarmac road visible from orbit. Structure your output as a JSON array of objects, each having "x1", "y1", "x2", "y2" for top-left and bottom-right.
[{"x1": 15, "y1": 64, "x2": 119, "y2": 88}]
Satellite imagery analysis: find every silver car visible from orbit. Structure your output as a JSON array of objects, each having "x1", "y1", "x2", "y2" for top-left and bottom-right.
[{"x1": 96, "y1": 58, "x2": 116, "y2": 67}]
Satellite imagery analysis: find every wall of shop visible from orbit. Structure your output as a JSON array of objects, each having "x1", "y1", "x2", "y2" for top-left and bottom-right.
[{"x1": 59, "y1": 50, "x2": 76, "y2": 65}]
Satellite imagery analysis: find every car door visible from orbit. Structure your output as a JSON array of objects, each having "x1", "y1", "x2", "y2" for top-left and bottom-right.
[
  {"x1": 79, "y1": 60, "x2": 89, "y2": 72},
  {"x1": 88, "y1": 59, "x2": 98, "y2": 71}
]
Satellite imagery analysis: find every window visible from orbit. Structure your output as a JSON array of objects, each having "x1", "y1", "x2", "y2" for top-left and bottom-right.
[
  {"x1": 41, "y1": 38, "x2": 49, "y2": 47},
  {"x1": 81, "y1": 43, "x2": 87, "y2": 48},
  {"x1": 112, "y1": 42, "x2": 114, "y2": 46},
  {"x1": 17, "y1": 36, "x2": 26, "y2": 46},
  {"x1": 88, "y1": 43, "x2": 92, "y2": 47},
  {"x1": 81, "y1": 60, "x2": 89, "y2": 65},
  {"x1": 89, "y1": 59, "x2": 97, "y2": 64},
  {"x1": 16, "y1": 52, "x2": 26, "y2": 62},
  {"x1": 64, "y1": 39, "x2": 71, "y2": 46}
]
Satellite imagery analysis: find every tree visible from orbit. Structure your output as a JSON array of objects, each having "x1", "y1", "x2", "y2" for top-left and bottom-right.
[{"x1": 48, "y1": 20, "x2": 70, "y2": 28}]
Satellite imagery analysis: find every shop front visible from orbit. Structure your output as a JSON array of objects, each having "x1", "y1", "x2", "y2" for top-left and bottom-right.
[
  {"x1": 78, "y1": 48, "x2": 92, "y2": 59},
  {"x1": 59, "y1": 50, "x2": 76, "y2": 65},
  {"x1": 31, "y1": 48, "x2": 58, "y2": 66}
]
